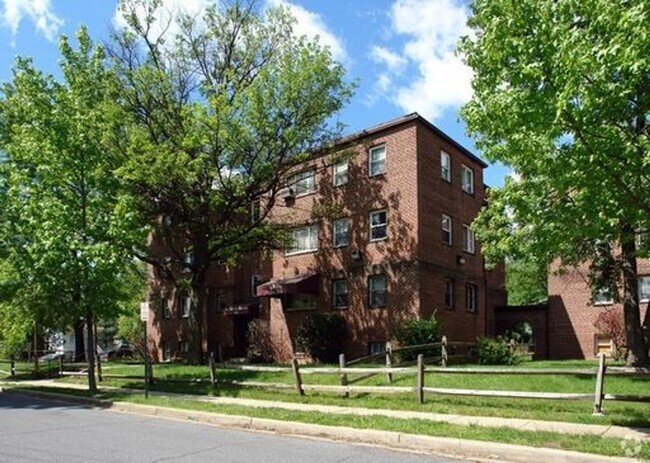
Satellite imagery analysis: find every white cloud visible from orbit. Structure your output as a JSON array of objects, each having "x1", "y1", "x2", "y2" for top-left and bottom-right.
[
  {"x1": 369, "y1": 45, "x2": 406, "y2": 74},
  {"x1": 1, "y1": 0, "x2": 63, "y2": 45},
  {"x1": 370, "y1": 0, "x2": 473, "y2": 120},
  {"x1": 113, "y1": 0, "x2": 212, "y2": 43},
  {"x1": 268, "y1": 0, "x2": 347, "y2": 63}
]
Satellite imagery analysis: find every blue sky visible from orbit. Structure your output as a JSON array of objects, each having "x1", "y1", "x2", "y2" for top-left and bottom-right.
[{"x1": 0, "y1": 0, "x2": 509, "y2": 187}]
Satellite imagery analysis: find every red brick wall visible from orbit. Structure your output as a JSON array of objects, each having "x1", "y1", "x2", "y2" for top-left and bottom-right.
[{"x1": 548, "y1": 259, "x2": 650, "y2": 359}]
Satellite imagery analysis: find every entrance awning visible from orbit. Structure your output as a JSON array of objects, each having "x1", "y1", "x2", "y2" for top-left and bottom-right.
[
  {"x1": 221, "y1": 302, "x2": 259, "y2": 316},
  {"x1": 256, "y1": 272, "x2": 319, "y2": 297}
]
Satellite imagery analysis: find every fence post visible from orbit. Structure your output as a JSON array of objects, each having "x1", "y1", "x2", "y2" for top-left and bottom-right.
[
  {"x1": 593, "y1": 353, "x2": 607, "y2": 415},
  {"x1": 10, "y1": 358, "x2": 15, "y2": 377},
  {"x1": 441, "y1": 336, "x2": 448, "y2": 367},
  {"x1": 58, "y1": 356, "x2": 63, "y2": 377},
  {"x1": 509, "y1": 338, "x2": 516, "y2": 354},
  {"x1": 416, "y1": 354, "x2": 425, "y2": 404},
  {"x1": 209, "y1": 352, "x2": 217, "y2": 387},
  {"x1": 385, "y1": 342, "x2": 393, "y2": 384},
  {"x1": 291, "y1": 357, "x2": 304, "y2": 396},
  {"x1": 339, "y1": 353, "x2": 349, "y2": 398}
]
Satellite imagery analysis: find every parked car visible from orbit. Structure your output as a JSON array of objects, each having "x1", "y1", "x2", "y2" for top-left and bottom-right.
[
  {"x1": 106, "y1": 343, "x2": 135, "y2": 360},
  {"x1": 38, "y1": 351, "x2": 64, "y2": 363}
]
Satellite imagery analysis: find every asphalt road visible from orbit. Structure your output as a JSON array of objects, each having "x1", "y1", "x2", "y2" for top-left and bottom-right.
[{"x1": 0, "y1": 392, "x2": 467, "y2": 462}]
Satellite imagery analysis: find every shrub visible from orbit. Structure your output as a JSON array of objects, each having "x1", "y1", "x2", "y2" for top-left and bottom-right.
[
  {"x1": 477, "y1": 336, "x2": 520, "y2": 365},
  {"x1": 246, "y1": 319, "x2": 274, "y2": 363},
  {"x1": 393, "y1": 315, "x2": 441, "y2": 360},
  {"x1": 295, "y1": 312, "x2": 348, "y2": 363}
]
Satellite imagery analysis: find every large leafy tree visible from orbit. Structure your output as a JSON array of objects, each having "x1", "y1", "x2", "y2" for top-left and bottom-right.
[
  {"x1": 0, "y1": 28, "x2": 145, "y2": 391},
  {"x1": 109, "y1": 0, "x2": 354, "y2": 362},
  {"x1": 461, "y1": 0, "x2": 649, "y2": 365}
]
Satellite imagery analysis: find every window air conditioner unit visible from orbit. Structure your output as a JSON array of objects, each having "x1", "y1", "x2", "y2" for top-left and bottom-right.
[
  {"x1": 283, "y1": 187, "x2": 296, "y2": 202},
  {"x1": 351, "y1": 249, "x2": 362, "y2": 260}
]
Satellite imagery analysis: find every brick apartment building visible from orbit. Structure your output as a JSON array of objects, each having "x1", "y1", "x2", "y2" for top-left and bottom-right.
[
  {"x1": 146, "y1": 113, "x2": 507, "y2": 362},
  {"x1": 547, "y1": 259, "x2": 650, "y2": 359}
]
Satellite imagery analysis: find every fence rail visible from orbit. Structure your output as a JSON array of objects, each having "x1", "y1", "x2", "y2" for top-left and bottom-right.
[{"x1": 3, "y1": 338, "x2": 649, "y2": 416}]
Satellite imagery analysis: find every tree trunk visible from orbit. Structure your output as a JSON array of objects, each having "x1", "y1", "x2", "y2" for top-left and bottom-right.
[
  {"x1": 73, "y1": 319, "x2": 85, "y2": 362},
  {"x1": 620, "y1": 225, "x2": 649, "y2": 366},
  {"x1": 85, "y1": 306, "x2": 97, "y2": 393}
]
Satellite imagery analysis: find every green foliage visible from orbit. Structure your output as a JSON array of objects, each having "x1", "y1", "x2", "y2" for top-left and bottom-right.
[
  {"x1": 0, "y1": 28, "x2": 146, "y2": 388},
  {"x1": 460, "y1": 0, "x2": 650, "y2": 365},
  {"x1": 295, "y1": 313, "x2": 348, "y2": 363},
  {"x1": 115, "y1": 262, "x2": 148, "y2": 356},
  {"x1": 477, "y1": 336, "x2": 520, "y2": 366},
  {"x1": 246, "y1": 319, "x2": 274, "y2": 364},
  {"x1": 111, "y1": 0, "x2": 354, "y2": 362},
  {"x1": 393, "y1": 315, "x2": 441, "y2": 360},
  {"x1": 506, "y1": 258, "x2": 547, "y2": 305}
]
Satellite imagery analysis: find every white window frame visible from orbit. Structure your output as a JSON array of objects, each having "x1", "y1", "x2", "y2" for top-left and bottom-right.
[
  {"x1": 368, "y1": 274, "x2": 387, "y2": 308},
  {"x1": 251, "y1": 275, "x2": 260, "y2": 298},
  {"x1": 461, "y1": 165, "x2": 474, "y2": 194},
  {"x1": 441, "y1": 151, "x2": 451, "y2": 182},
  {"x1": 162, "y1": 297, "x2": 172, "y2": 319},
  {"x1": 182, "y1": 250, "x2": 194, "y2": 273},
  {"x1": 179, "y1": 340, "x2": 189, "y2": 353},
  {"x1": 465, "y1": 283, "x2": 477, "y2": 312},
  {"x1": 639, "y1": 276, "x2": 650, "y2": 302},
  {"x1": 332, "y1": 279, "x2": 348, "y2": 309},
  {"x1": 593, "y1": 287, "x2": 613, "y2": 305},
  {"x1": 369, "y1": 209, "x2": 387, "y2": 242},
  {"x1": 442, "y1": 214, "x2": 452, "y2": 245},
  {"x1": 289, "y1": 169, "x2": 316, "y2": 196},
  {"x1": 333, "y1": 218, "x2": 349, "y2": 248},
  {"x1": 369, "y1": 145, "x2": 386, "y2": 177},
  {"x1": 369, "y1": 342, "x2": 386, "y2": 355},
  {"x1": 445, "y1": 279, "x2": 454, "y2": 309},
  {"x1": 462, "y1": 224, "x2": 475, "y2": 254},
  {"x1": 333, "y1": 159, "x2": 348, "y2": 186},
  {"x1": 286, "y1": 224, "x2": 319, "y2": 256},
  {"x1": 180, "y1": 294, "x2": 191, "y2": 318},
  {"x1": 162, "y1": 341, "x2": 172, "y2": 361}
]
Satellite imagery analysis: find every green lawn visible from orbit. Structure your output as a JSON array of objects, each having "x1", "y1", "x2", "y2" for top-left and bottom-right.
[{"x1": 46, "y1": 358, "x2": 650, "y2": 428}]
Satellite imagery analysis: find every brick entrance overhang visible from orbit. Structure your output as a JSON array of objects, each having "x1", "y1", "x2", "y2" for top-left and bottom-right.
[{"x1": 256, "y1": 272, "x2": 319, "y2": 297}]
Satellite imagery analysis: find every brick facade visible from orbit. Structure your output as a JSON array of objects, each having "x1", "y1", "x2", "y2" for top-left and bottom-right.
[
  {"x1": 548, "y1": 259, "x2": 650, "y2": 359},
  {"x1": 146, "y1": 113, "x2": 506, "y2": 362}
]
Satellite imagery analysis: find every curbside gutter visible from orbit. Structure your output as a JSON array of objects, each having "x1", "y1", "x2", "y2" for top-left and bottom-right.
[{"x1": 1, "y1": 388, "x2": 638, "y2": 463}]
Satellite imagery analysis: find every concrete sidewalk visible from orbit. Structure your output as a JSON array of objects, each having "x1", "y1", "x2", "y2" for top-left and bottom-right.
[{"x1": 1, "y1": 379, "x2": 647, "y2": 462}]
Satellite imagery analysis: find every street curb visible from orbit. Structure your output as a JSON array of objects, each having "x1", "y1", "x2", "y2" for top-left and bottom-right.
[{"x1": 2, "y1": 388, "x2": 636, "y2": 463}]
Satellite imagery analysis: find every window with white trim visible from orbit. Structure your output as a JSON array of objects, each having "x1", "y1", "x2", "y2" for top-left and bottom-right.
[
  {"x1": 180, "y1": 294, "x2": 191, "y2": 318},
  {"x1": 369, "y1": 209, "x2": 387, "y2": 241},
  {"x1": 286, "y1": 225, "x2": 319, "y2": 255},
  {"x1": 592, "y1": 287, "x2": 613, "y2": 305},
  {"x1": 461, "y1": 165, "x2": 474, "y2": 194},
  {"x1": 182, "y1": 250, "x2": 194, "y2": 273},
  {"x1": 289, "y1": 169, "x2": 316, "y2": 196},
  {"x1": 445, "y1": 279, "x2": 454, "y2": 309},
  {"x1": 369, "y1": 145, "x2": 386, "y2": 176},
  {"x1": 333, "y1": 218, "x2": 349, "y2": 247},
  {"x1": 441, "y1": 151, "x2": 451, "y2": 182},
  {"x1": 442, "y1": 214, "x2": 452, "y2": 245},
  {"x1": 333, "y1": 159, "x2": 348, "y2": 186},
  {"x1": 251, "y1": 200, "x2": 260, "y2": 223},
  {"x1": 162, "y1": 341, "x2": 172, "y2": 361},
  {"x1": 462, "y1": 224, "x2": 475, "y2": 254},
  {"x1": 162, "y1": 297, "x2": 172, "y2": 319},
  {"x1": 639, "y1": 276, "x2": 650, "y2": 302},
  {"x1": 332, "y1": 279, "x2": 348, "y2": 309},
  {"x1": 465, "y1": 283, "x2": 477, "y2": 312},
  {"x1": 369, "y1": 342, "x2": 386, "y2": 355},
  {"x1": 368, "y1": 274, "x2": 387, "y2": 308}
]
